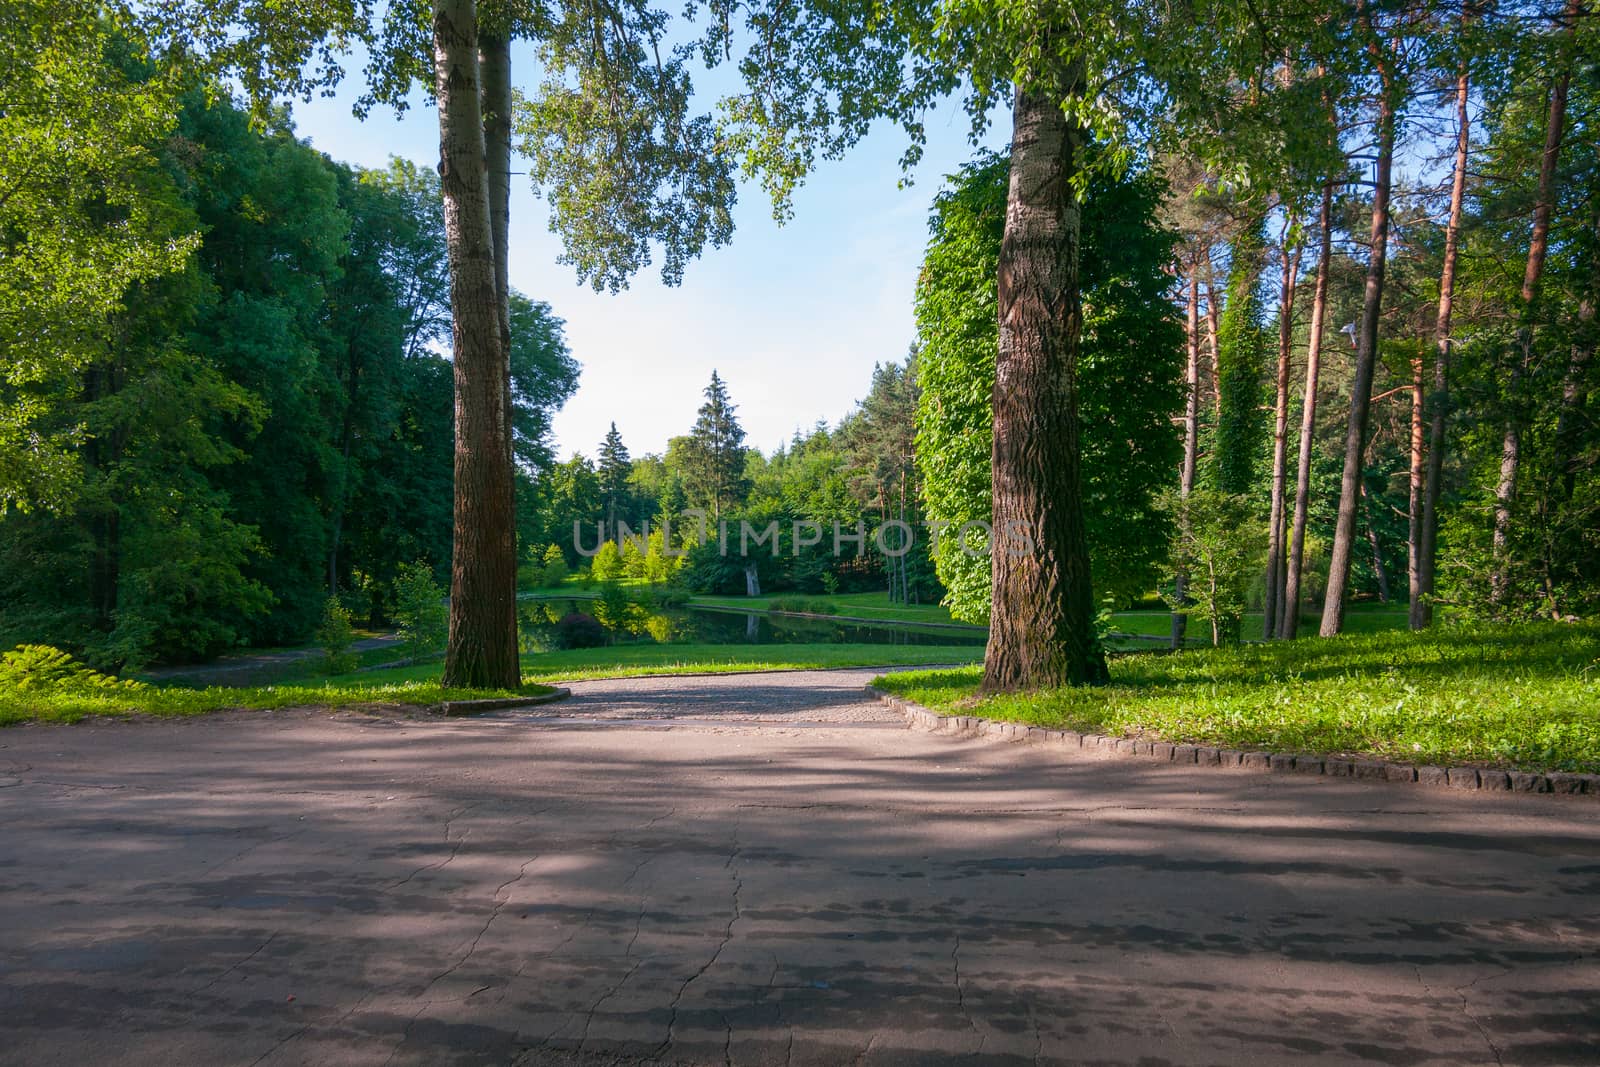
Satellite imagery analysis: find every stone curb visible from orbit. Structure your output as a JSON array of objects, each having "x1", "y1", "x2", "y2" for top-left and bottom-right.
[
  {"x1": 865, "y1": 685, "x2": 1599, "y2": 800},
  {"x1": 436, "y1": 688, "x2": 572, "y2": 717}
]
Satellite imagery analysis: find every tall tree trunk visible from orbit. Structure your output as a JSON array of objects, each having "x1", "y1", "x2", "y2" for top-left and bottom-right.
[
  {"x1": 1321, "y1": 33, "x2": 1396, "y2": 637},
  {"x1": 435, "y1": 0, "x2": 520, "y2": 689},
  {"x1": 1406, "y1": 346, "x2": 1424, "y2": 624},
  {"x1": 1203, "y1": 279, "x2": 1222, "y2": 420},
  {"x1": 479, "y1": 28, "x2": 513, "y2": 459},
  {"x1": 1171, "y1": 267, "x2": 1201, "y2": 649},
  {"x1": 1417, "y1": 56, "x2": 1471, "y2": 629},
  {"x1": 1492, "y1": 1, "x2": 1576, "y2": 604},
  {"x1": 983, "y1": 80, "x2": 1107, "y2": 691},
  {"x1": 1282, "y1": 181, "x2": 1334, "y2": 640},
  {"x1": 1263, "y1": 222, "x2": 1299, "y2": 638}
]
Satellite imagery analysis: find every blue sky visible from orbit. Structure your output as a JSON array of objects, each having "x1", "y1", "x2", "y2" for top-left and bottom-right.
[{"x1": 287, "y1": 49, "x2": 1005, "y2": 460}]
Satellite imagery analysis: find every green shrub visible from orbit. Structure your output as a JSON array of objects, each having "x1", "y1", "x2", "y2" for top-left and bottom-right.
[
  {"x1": 1165, "y1": 489, "x2": 1264, "y2": 646},
  {"x1": 393, "y1": 562, "x2": 448, "y2": 659},
  {"x1": 315, "y1": 597, "x2": 356, "y2": 669},
  {"x1": 645, "y1": 614, "x2": 678, "y2": 643},
  {"x1": 552, "y1": 612, "x2": 607, "y2": 649},
  {"x1": 0, "y1": 644, "x2": 145, "y2": 693},
  {"x1": 590, "y1": 541, "x2": 624, "y2": 581},
  {"x1": 540, "y1": 543, "x2": 569, "y2": 587}
]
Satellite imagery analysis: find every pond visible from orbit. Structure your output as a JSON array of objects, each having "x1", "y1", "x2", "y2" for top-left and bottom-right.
[{"x1": 524, "y1": 598, "x2": 989, "y2": 647}]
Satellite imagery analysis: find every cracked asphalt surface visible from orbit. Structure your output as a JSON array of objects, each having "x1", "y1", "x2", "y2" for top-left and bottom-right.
[{"x1": 2, "y1": 667, "x2": 1598, "y2": 1066}]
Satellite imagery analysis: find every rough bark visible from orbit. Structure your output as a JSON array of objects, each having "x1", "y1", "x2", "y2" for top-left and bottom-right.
[
  {"x1": 1492, "y1": 1, "x2": 1575, "y2": 603},
  {"x1": 983, "y1": 81, "x2": 1107, "y2": 691},
  {"x1": 1406, "y1": 346, "x2": 1425, "y2": 624},
  {"x1": 1171, "y1": 267, "x2": 1201, "y2": 650},
  {"x1": 435, "y1": 0, "x2": 520, "y2": 689},
  {"x1": 1263, "y1": 223, "x2": 1299, "y2": 639},
  {"x1": 479, "y1": 29, "x2": 513, "y2": 458},
  {"x1": 1418, "y1": 56, "x2": 1471, "y2": 629},
  {"x1": 1281, "y1": 182, "x2": 1333, "y2": 640},
  {"x1": 1321, "y1": 33, "x2": 1396, "y2": 638}
]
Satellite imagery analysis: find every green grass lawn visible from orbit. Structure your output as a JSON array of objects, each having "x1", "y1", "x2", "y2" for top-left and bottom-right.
[
  {"x1": 0, "y1": 678, "x2": 555, "y2": 727},
  {"x1": 688, "y1": 591, "x2": 968, "y2": 626},
  {"x1": 1108, "y1": 602, "x2": 1410, "y2": 638},
  {"x1": 874, "y1": 623, "x2": 1600, "y2": 773},
  {"x1": 348, "y1": 642, "x2": 983, "y2": 686}
]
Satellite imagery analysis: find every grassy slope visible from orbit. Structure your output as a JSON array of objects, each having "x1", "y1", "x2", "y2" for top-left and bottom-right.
[{"x1": 874, "y1": 623, "x2": 1600, "y2": 773}]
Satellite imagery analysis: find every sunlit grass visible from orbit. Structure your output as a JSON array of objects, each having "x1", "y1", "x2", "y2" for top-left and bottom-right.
[
  {"x1": 0, "y1": 679, "x2": 555, "y2": 727},
  {"x1": 874, "y1": 623, "x2": 1600, "y2": 773},
  {"x1": 348, "y1": 642, "x2": 983, "y2": 686}
]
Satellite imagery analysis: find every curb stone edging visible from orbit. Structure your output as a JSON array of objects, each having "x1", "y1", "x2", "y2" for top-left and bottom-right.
[
  {"x1": 436, "y1": 688, "x2": 572, "y2": 717},
  {"x1": 864, "y1": 685, "x2": 1599, "y2": 800}
]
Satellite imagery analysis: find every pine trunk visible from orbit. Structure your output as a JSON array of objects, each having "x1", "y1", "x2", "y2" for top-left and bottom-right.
[
  {"x1": 983, "y1": 82, "x2": 1107, "y2": 691},
  {"x1": 1408, "y1": 392, "x2": 1430, "y2": 621},
  {"x1": 1492, "y1": 4, "x2": 1574, "y2": 603},
  {"x1": 1282, "y1": 182, "x2": 1333, "y2": 640},
  {"x1": 1204, "y1": 281, "x2": 1222, "y2": 420},
  {"x1": 1263, "y1": 225, "x2": 1298, "y2": 639},
  {"x1": 1418, "y1": 59, "x2": 1471, "y2": 629},
  {"x1": 435, "y1": 0, "x2": 520, "y2": 689},
  {"x1": 1321, "y1": 38, "x2": 1395, "y2": 638},
  {"x1": 1171, "y1": 267, "x2": 1201, "y2": 650}
]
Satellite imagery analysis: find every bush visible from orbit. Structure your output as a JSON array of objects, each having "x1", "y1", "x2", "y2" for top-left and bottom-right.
[
  {"x1": 590, "y1": 541, "x2": 624, "y2": 581},
  {"x1": 644, "y1": 614, "x2": 679, "y2": 643},
  {"x1": 394, "y1": 562, "x2": 448, "y2": 659},
  {"x1": 552, "y1": 612, "x2": 607, "y2": 649},
  {"x1": 540, "y1": 543, "x2": 569, "y2": 587},
  {"x1": 651, "y1": 583, "x2": 691, "y2": 609},
  {"x1": 0, "y1": 644, "x2": 144, "y2": 693},
  {"x1": 1165, "y1": 490, "x2": 1264, "y2": 646},
  {"x1": 315, "y1": 597, "x2": 356, "y2": 671}
]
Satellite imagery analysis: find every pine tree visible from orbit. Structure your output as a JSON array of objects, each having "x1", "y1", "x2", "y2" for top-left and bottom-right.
[
  {"x1": 597, "y1": 423, "x2": 632, "y2": 536},
  {"x1": 682, "y1": 372, "x2": 749, "y2": 520}
]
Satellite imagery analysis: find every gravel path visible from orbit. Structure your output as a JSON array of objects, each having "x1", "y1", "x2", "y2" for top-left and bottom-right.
[{"x1": 1, "y1": 668, "x2": 1597, "y2": 1066}]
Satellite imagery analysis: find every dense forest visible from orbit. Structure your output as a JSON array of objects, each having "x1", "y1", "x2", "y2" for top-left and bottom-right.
[
  {"x1": 0, "y1": 22, "x2": 578, "y2": 668},
  {"x1": 3, "y1": 0, "x2": 1597, "y2": 676}
]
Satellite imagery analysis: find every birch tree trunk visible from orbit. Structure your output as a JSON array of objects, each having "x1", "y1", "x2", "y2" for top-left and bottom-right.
[
  {"x1": 1263, "y1": 224, "x2": 1299, "y2": 639},
  {"x1": 435, "y1": 0, "x2": 521, "y2": 689},
  {"x1": 983, "y1": 80, "x2": 1107, "y2": 690},
  {"x1": 1281, "y1": 182, "x2": 1333, "y2": 639},
  {"x1": 1321, "y1": 32, "x2": 1396, "y2": 637},
  {"x1": 1418, "y1": 54, "x2": 1471, "y2": 629},
  {"x1": 1492, "y1": 9, "x2": 1574, "y2": 603},
  {"x1": 1172, "y1": 266, "x2": 1201, "y2": 650}
]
